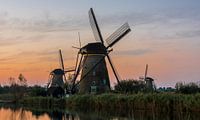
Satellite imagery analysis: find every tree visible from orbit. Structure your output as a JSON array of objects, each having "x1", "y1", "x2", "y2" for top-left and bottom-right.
[
  {"x1": 8, "y1": 74, "x2": 28, "y2": 102},
  {"x1": 18, "y1": 73, "x2": 27, "y2": 87},
  {"x1": 8, "y1": 77, "x2": 16, "y2": 86},
  {"x1": 175, "y1": 82, "x2": 200, "y2": 94},
  {"x1": 114, "y1": 79, "x2": 146, "y2": 93}
]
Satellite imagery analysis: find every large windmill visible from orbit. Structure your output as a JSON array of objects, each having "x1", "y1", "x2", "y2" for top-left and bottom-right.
[
  {"x1": 47, "y1": 49, "x2": 75, "y2": 97},
  {"x1": 71, "y1": 8, "x2": 131, "y2": 94}
]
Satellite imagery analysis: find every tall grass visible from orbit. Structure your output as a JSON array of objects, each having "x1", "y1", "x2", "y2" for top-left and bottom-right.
[
  {"x1": 65, "y1": 93, "x2": 200, "y2": 113},
  {"x1": 20, "y1": 93, "x2": 200, "y2": 113}
]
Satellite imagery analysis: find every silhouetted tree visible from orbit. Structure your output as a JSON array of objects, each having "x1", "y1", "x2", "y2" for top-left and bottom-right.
[
  {"x1": 114, "y1": 79, "x2": 146, "y2": 93},
  {"x1": 8, "y1": 74, "x2": 28, "y2": 101},
  {"x1": 28, "y1": 85, "x2": 46, "y2": 96},
  {"x1": 175, "y1": 82, "x2": 200, "y2": 94}
]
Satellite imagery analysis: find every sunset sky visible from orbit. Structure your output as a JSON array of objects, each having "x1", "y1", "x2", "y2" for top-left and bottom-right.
[{"x1": 0, "y1": 0, "x2": 200, "y2": 87}]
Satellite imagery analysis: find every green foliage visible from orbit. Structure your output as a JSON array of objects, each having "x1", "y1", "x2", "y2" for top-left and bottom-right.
[
  {"x1": 17, "y1": 93, "x2": 200, "y2": 113},
  {"x1": 175, "y1": 82, "x2": 200, "y2": 94},
  {"x1": 28, "y1": 85, "x2": 47, "y2": 97},
  {"x1": 66, "y1": 93, "x2": 200, "y2": 113},
  {"x1": 65, "y1": 93, "x2": 200, "y2": 113},
  {"x1": 114, "y1": 79, "x2": 145, "y2": 93},
  {"x1": 157, "y1": 87, "x2": 176, "y2": 92}
]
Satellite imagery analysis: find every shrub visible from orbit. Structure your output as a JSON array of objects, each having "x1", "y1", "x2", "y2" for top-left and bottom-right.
[
  {"x1": 175, "y1": 82, "x2": 200, "y2": 94},
  {"x1": 114, "y1": 79, "x2": 145, "y2": 93}
]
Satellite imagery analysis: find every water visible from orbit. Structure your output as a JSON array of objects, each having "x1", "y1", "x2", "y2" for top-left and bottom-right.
[{"x1": 0, "y1": 105, "x2": 199, "y2": 120}]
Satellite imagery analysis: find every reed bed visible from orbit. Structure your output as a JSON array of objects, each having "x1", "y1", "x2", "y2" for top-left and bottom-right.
[
  {"x1": 20, "y1": 93, "x2": 200, "y2": 113},
  {"x1": 65, "y1": 93, "x2": 200, "y2": 113}
]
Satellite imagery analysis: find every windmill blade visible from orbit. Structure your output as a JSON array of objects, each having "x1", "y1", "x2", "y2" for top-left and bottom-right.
[
  {"x1": 71, "y1": 54, "x2": 90, "y2": 92},
  {"x1": 144, "y1": 64, "x2": 148, "y2": 81},
  {"x1": 106, "y1": 23, "x2": 131, "y2": 48},
  {"x1": 59, "y1": 49, "x2": 65, "y2": 70},
  {"x1": 89, "y1": 8, "x2": 104, "y2": 43},
  {"x1": 78, "y1": 32, "x2": 81, "y2": 48},
  {"x1": 74, "y1": 53, "x2": 80, "y2": 72},
  {"x1": 58, "y1": 49, "x2": 67, "y2": 83},
  {"x1": 63, "y1": 74, "x2": 67, "y2": 84},
  {"x1": 106, "y1": 54, "x2": 121, "y2": 86},
  {"x1": 71, "y1": 54, "x2": 84, "y2": 91},
  {"x1": 64, "y1": 66, "x2": 76, "y2": 73},
  {"x1": 47, "y1": 74, "x2": 52, "y2": 88}
]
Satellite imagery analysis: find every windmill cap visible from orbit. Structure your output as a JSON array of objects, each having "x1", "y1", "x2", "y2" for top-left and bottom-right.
[
  {"x1": 51, "y1": 69, "x2": 64, "y2": 75},
  {"x1": 80, "y1": 42, "x2": 107, "y2": 54},
  {"x1": 146, "y1": 77, "x2": 154, "y2": 81}
]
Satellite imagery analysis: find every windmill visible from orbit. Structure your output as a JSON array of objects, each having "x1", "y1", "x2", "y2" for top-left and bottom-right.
[
  {"x1": 47, "y1": 49, "x2": 75, "y2": 97},
  {"x1": 71, "y1": 8, "x2": 131, "y2": 94},
  {"x1": 143, "y1": 64, "x2": 155, "y2": 91}
]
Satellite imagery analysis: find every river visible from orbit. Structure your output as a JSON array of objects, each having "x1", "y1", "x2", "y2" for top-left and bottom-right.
[{"x1": 0, "y1": 104, "x2": 199, "y2": 120}]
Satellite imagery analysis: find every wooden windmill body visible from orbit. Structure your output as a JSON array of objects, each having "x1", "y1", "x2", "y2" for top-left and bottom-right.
[{"x1": 79, "y1": 43, "x2": 110, "y2": 93}]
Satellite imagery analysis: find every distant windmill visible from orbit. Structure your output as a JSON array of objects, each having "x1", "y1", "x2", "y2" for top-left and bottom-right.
[
  {"x1": 47, "y1": 49, "x2": 75, "y2": 97},
  {"x1": 143, "y1": 64, "x2": 154, "y2": 91},
  {"x1": 71, "y1": 8, "x2": 131, "y2": 94}
]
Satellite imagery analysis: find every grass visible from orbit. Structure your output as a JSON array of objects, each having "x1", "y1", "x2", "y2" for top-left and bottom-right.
[
  {"x1": 16, "y1": 93, "x2": 200, "y2": 114},
  {"x1": 65, "y1": 93, "x2": 200, "y2": 113}
]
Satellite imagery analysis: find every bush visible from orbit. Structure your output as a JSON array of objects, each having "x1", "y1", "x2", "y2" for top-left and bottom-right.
[
  {"x1": 175, "y1": 82, "x2": 200, "y2": 94},
  {"x1": 114, "y1": 79, "x2": 145, "y2": 93},
  {"x1": 28, "y1": 86, "x2": 47, "y2": 97}
]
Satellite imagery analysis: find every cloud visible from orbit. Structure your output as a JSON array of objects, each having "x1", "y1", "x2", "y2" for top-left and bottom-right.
[
  {"x1": 0, "y1": 55, "x2": 17, "y2": 63},
  {"x1": 175, "y1": 30, "x2": 200, "y2": 38},
  {"x1": 0, "y1": 48, "x2": 75, "y2": 65},
  {"x1": 0, "y1": 49, "x2": 57, "y2": 63},
  {"x1": 0, "y1": 11, "x2": 87, "y2": 33},
  {"x1": 116, "y1": 49, "x2": 153, "y2": 56},
  {"x1": 154, "y1": 29, "x2": 200, "y2": 41},
  {"x1": 0, "y1": 67, "x2": 12, "y2": 71},
  {"x1": 99, "y1": 7, "x2": 200, "y2": 31},
  {"x1": 0, "y1": 34, "x2": 48, "y2": 47}
]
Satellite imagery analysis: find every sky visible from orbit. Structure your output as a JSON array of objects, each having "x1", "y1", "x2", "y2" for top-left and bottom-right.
[{"x1": 0, "y1": 0, "x2": 200, "y2": 87}]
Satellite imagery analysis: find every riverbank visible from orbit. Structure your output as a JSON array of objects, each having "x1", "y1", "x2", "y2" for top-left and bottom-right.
[{"x1": 18, "y1": 93, "x2": 200, "y2": 113}]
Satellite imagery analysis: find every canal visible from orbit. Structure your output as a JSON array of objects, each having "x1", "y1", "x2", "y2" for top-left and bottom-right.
[{"x1": 0, "y1": 104, "x2": 199, "y2": 120}]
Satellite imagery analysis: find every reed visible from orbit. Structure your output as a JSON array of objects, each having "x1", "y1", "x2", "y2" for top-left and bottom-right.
[
  {"x1": 65, "y1": 93, "x2": 200, "y2": 113},
  {"x1": 20, "y1": 93, "x2": 200, "y2": 113}
]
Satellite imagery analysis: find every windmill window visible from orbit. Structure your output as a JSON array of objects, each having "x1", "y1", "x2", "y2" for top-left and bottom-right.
[
  {"x1": 103, "y1": 79, "x2": 106, "y2": 85},
  {"x1": 93, "y1": 71, "x2": 96, "y2": 76},
  {"x1": 91, "y1": 86, "x2": 97, "y2": 94}
]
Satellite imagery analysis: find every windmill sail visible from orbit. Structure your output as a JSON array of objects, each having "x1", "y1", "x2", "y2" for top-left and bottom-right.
[
  {"x1": 106, "y1": 55, "x2": 121, "y2": 84},
  {"x1": 89, "y1": 8, "x2": 104, "y2": 43},
  {"x1": 144, "y1": 64, "x2": 148, "y2": 81},
  {"x1": 64, "y1": 66, "x2": 76, "y2": 72},
  {"x1": 59, "y1": 49, "x2": 65, "y2": 70},
  {"x1": 106, "y1": 23, "x2": 131, "y2": 48},
  {"x1": 58, "y1": 49, "x2": 67, "y2": 82}
]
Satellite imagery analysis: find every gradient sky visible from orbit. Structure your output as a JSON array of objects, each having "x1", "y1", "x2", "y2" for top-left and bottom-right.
[{"x1": 0, "y1": 0, "x2": 200, "y2": 87}]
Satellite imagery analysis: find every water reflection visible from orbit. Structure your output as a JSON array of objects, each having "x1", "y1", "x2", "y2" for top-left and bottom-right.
[{"x1": 0, "y1": 104, "x2": 199, "y2": 120}]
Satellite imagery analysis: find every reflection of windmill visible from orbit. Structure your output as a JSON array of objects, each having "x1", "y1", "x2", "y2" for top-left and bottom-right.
[
  {"x1": 47, "y1": 49, "x2": 75, "y2": 97},
  {"x1": 71, "y1": 8, "x2": 131, "y2": 94}
]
